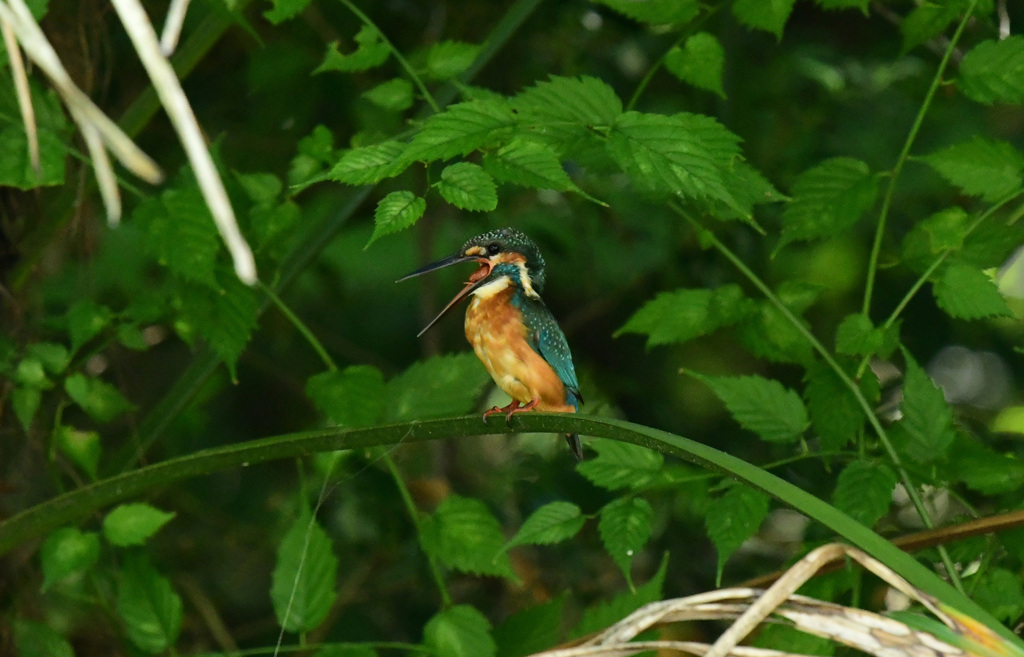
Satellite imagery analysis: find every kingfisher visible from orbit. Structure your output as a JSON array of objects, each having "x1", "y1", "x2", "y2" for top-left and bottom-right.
[{"x1": 398, "y1": 227, "x2": 584, "y2": 459}]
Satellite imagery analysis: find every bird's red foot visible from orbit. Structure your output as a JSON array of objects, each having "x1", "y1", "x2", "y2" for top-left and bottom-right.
[{"x1": 482, "y1": 399, "x2": 539, "y2": 426}]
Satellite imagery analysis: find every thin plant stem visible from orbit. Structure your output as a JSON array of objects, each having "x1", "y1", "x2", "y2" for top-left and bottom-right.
[
  {"x1": 861, "y1": 1, "x2": 977, "y2": 317},
  {"x1": 680, "y1": 209, "x2": 965, "y2": 593},
  {"x1": 339, "y1": 0, "x2": 440, "y2": 114},
  {"x1": 260, "y1": 282, "x2": 336, "y2": 372}
]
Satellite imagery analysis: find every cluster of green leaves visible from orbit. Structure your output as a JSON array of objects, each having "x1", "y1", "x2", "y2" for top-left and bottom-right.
[{"x1": 5, "y1": 0, "x2": 1024, "y2": 656}]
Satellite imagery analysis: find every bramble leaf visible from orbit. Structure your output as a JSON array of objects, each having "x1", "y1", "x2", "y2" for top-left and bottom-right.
[
  {"x1": 306, "y1": 366, "x2": 386, "y2": 427},
  {"x1": 103, "y1": 503, "x2": 176, "y2": 547},
  {"x1": 959, "y1": 36, "x2": 1024, "y2": 105},
  {"x1": 420, "y1": 495, "x2": 517, "y2": 580},
  {"x1": 706, "y1": 483, "x2": 769, "y2": 584},
  {"x1": 117, "y1": 553, "x2": 183, "y2": 653},
  {"x1": 504, "y1": 502, "x2": 585, "y2": 550},
  {"x1": 576, "y1": 438, "x2": 664, "y2": 491},
  {"x1": 482, "y1": 138, "x2": 579, "y2": 192},
  {"x1": 919, "y1": 137, "x2": 1024, "y2": 202},
  {"x1": 896, "y1": 350, "x2": 956, "y2": 463},
  {"x1": 424, "y1": 605, "x2": 496, "y2": 657},
  {"x1": 832, "y1": 461, "x2": 896, "y2": 527},
  {"x1": 933, "y1": 264, "x2": 1012, "y2": 320},
  {"x1": 330, "y1": 141, "x2": 407, "y2": 185},
  {"x1": 386, "y1": 353, "x2": 491, "y2": 422},
  {"x1": 40, "y1": 527, "x2": 100, "y2": 591},
  {"x1": 779, "y1": 157, "x2": 878, "y2": 248},
  {"x1": 271, "y1": 510, "x2": 339, "y2": 633},
  {"x1": 664, "y1": 33, "x2": 726, "y2": 97},
  {"x1": 616, "y1": 285, "x2": 751, "y2": 347},
  {"x1": 693, "y1": 372, "x2": 809, "y2": 443},
  {"x1": 367, "y1": 191, "x2": 426, "y2": 248},
  {"x1": 493, "y1": 594, "x2": 566, "y2": 657},
  {"x1": 64, "y1": 373, "x2": 137, "y2": 423},
  {"x1": 436, "y1": 162, "x2": 498, "y2": 211},
  {"x1": 404, "y1": 99, "x2": 516, "y2": 163},
  {"x1": 732, "y1": 0, "x2": 796, "y2": 39},
  {"x1": 598, "y1": 496, "x2": 653, "y2": 586}
]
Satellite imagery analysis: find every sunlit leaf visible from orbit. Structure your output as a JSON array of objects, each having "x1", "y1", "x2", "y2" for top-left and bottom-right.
[
  {"x1": 271, "y1": 510, "x2": 339, "y2": 633},
  {"x1": 367, "y1": 191, "x2": 426, "y2": 248},
  {"x1": 330, "y1": 141, "x2": 407, "y2": 185},
  {"x1": 482, "y1": 138, "x2": 579, "y2": 192},
  {"x1": 103, "y1": 503, "x2": 176, "y2": 547},
  {"x1": 264, "y1": 0, "x2": 310, "y2": 23},
  {"x1": 835, "y1": 313, "x2": 885, "y2": 357},
  {"x1": 598, "y1": 496, "x2": 653, "y2": 586},
  {"x1": 404, "y1": 99, "x2": 516, "y2": 163},
  {"x1": 436, "y1": 162, "x2": 498, "y2": 211},
  {"x1": 55, "y1": 425, "x2": 101, "y2": 479},
  {"x1": 67, "y1": 300, "x2": 113, "y2": 352},
  {"x1": 511, "y1": 75, "x2": 622, "y2": 157}
]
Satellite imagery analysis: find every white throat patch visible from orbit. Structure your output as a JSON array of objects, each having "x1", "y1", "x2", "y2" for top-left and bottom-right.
[{"x1": 470, "y1": 276, "x2": 511, "y2": 299}]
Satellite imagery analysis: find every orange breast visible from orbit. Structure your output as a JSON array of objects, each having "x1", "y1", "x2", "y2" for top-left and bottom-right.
[{"x1": 465, "y1": 288, "x2": 574, "y2": 413}]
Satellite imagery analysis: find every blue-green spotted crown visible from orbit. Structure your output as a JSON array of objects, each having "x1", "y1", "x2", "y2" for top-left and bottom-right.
[{"x1": 461, "y1": 227, "x2": 547, "y2": 292}]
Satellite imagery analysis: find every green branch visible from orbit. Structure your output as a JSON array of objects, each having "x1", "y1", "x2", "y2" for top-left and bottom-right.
[{"x1": 1, "y1": 413, "x2": 1018, "y2": 647}]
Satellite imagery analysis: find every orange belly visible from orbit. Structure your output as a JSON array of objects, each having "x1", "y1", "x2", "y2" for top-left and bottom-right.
[{"x1": 465, "y1": 289, "x2": 574, "y2": 413}]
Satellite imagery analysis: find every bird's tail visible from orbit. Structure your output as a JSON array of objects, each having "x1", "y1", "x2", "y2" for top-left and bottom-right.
[{"x1": 565, "y1": 433, "x2": 583, "y2": 461}]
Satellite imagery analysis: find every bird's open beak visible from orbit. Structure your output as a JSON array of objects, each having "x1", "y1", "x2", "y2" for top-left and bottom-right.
[{"x1": 397, "y1": 253, "x2": 493, "y2": 337}]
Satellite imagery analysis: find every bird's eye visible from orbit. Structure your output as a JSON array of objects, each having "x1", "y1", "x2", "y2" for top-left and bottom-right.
[{"x1": 486, "y1": 242, "x2": 501, "y2": 255}]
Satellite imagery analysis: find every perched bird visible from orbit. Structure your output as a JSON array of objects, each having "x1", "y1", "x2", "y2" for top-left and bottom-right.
[{"x1": 398, "y1": 227, "x2": 584, "y2": 459}]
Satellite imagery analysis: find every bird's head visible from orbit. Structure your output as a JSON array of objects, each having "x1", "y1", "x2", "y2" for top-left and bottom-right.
[{"x1": 397, "y1": 227, "x2": 547, "y2": 336}]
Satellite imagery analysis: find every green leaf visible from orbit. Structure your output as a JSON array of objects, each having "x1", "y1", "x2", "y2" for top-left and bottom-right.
[
  {"x1": 607, "y1": 111, "x2": 745, "y2": 212},
  {"x1": 55, "y1": 425, "x2": 101, "y2": 479},
  {"x1": 493, "y1": 594, "x2": 566, "y2": 657},
  {"x1": 593, "y1": 0, "x2": 698, "y2": 24},
  {"x1": 691, "y1": 373, "x2": 809, "y2": 443},
  {"x1": 103, "y1": 503, "x2": 176, "y2": 547},
  {"x1": 511, "y1": 76, "x2": 622, "y2": 156},
  {"x1": 815, "y1": 0, "x2": 869, "y2": 10},
  {"x1": 832, "y1": 461, "x2": 896, "y2": 528},
  {"x1": 664, "y1": 33, "x2": 726, "y2": 98},
  {"x1": 952, "y1": 435, "x2": 1024, "y2": 495},
  {"x1": 117, "y1": 553, "x2": 183, "y2": 653},
  {"x1": 901, "y1": 207, "x2": 969, "y2": 271},
  {"x1": 835, "y1": 313, "x2": 885, "y2": 357},
  {"x1": 26, "y1": 342, "x2": 69, "y2": 375},
  {"x1": 385, "y1": 353, "x2": 491, "y2": 422},
  {"x1": 959, "y1": 36, "x2": 1024, "y2": 105},
  {"x1": 11, "y1": 387, "x2": 41, "y2": 432},
  {"x1": 574, "y1": 553, "x2": 668, "y2": 638},
  {"x1": 504, "y1": 502, "x2": 584, "y2": 550},
  {"x1": 314, "y1": 26, "x2": 390, "y2": 73},
  {"x1": 615, "y1": 285, "x2": 751, "y2": 347},
  {"x1": 423, "y1": 604, "x2": 496, "y2": 657},
  {"x1": 40, "y1": 527, "x2": 100, "y2": 591},
  {"x1": 705, "y1": 483, "x2": 770, "y2": 584},
  {"x1": 305, "y1": 366, "x2": 386, "y2": 427},
  {"x1": 779, "y1": 157, "x2": 878, "y2": 248},
  {"x1": 419, "y1": 495, "x2": 517, "y2": 580},
  {"x1": 330, "y1": 141, "x2": 407, "y2": 186},
  {"x1": 362, "y1": 78, "x2": 414, "y2": 111},
  {"x1": 973, "y1": 568, "x2": 1024, "y2": 623},
  {"x1": 735, "y1": 300, "x2": 815, "y2": 366},
  {"x1": 919, "y1": 137, "x2": 1024, "y2": 202},
  {"x1": 436, "y1": 162, "x2": 498, "y2": 211},
  {"x1": 576, "y1": 438, "x2": 664, "y2": 491},
  {"x1": 67, "y1": 300, "x2": 113, "y2": 352},
  {"x1": 598, "y1": 496, "x2": 653, "y2": 586},
  {"x1": 804, "y1": 360, "x2": 871, "y2": 450},
  {"x1": 271, "y1": 510, "x2": 339, "y2": 633},
  {"x1": 901, "y1": 3, "x2": 959, "y2": 53},
  {"x1": 426, "y1": 40, "x2": 480, "y2": 80},
  {"x1": 404, "y1": 99, "x2": 516, "y2": 163},
  {"x1": 897, "y1": 350, "x2": 956, "y2": 463},
  {"x1": 140, "y1": 183, "x2": 221, "y2": 287},
  {"x1": 482, "y1": 138, "x2": 578, "y2": 192},
  {"x1": 933, "y1": 264, "x2": 1012, "y2": 320},
  {"x1": 14, "y1": 620, "x2": 74, "y2": 657},
  {"x1": 732, "y1": 0, "x2": 795, "y2": 39},
  {"x1": 263, "y1": 0, "x2": 310, "y2": 24},
  {"x1": 367, "y1": 191, "x2": 426, "y2": 248},
  {"x1": 175, "y1": 274, "x2": 258, "y2": 380},
  {"x1": 64, "y1": 372, "x2": 137, "y2": 423},
  {"x1": 0, "y1": 87, "x2": 68, "y2": 189}
]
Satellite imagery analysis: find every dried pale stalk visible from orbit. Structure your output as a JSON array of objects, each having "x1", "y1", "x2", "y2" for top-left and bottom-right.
[
  {"x1": 160, "y1": 0, "x2": 191, "y2": 56},
  {"x1": 110, "y1": 0, "x2": 257, "y2": 284},
  {"x1": 1, "y1": 14, "x2": 39, "y2": 175}
]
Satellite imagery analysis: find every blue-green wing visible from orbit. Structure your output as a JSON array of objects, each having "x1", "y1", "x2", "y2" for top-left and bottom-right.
[{"x1": 521, "y1": 297, "x2": 582, "y2": 408}]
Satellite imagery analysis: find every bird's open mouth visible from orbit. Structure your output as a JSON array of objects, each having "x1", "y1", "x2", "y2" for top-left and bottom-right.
[{"x1": 468, "y1": 261, "x2": 492, "y2": 283}]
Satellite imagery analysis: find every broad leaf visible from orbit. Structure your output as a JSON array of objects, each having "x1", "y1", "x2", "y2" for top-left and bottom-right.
[
  {"x1": 367, "y1": 191, "x2": 426, "y2": 248},
  {"x1": 835, "y1": 313, "x2": 885, "y2": 357},
  {"x1": 271, "y1": 510, "x2": 339, "y2": 633},
  {"x1": 404, "y1": 99, "x2": 516, "y2": 163},
  {"x1": 598, "y1": 496, "x2": 653, "y2": 586},
  {"x1": 55, "y1": 425, "x2": 101, "y2": 480},
  {"x1": 419, "y1": 495, "x2": 517, "y2": 580},
  {"x1": 504, "y1": 502, "x2": 585, "y2": 550},
  {"x1": 832, "y1": 461, "x2": 897, "y2": 528},
  {"x1": 664, "y1": 33, "x2": 726, "y2": 97},
  {"x1": 67, "y1": 301, "x2": 113, "y2": 352},
  {"x1": 607, "y1": 111, "x2": 745, "y2": 213},
  {"x1": 103, "y1": 503, "x2": 176, "y2": 547},
  {"x1": 306, "y1": 366, "x2": 386, "y2": 427},
  {"x1": 973, "y1": 568, "x2": 1024, "y2": 624},
  {"x1": 117, "y1": 553, "x2": 183, "y2": 653},
  {"x1": 493, "y1": 594, "x2": 567, "y2": 657},
  {"x1": 385, "y1": 353, "x2": 491, "y2": 422},
  {"x1": 40, "y1": 527, "x2": 100, "y2": 591},
  {"x1": 175, "y1": 274, "x2": 258, "y2": 380},
  {"x1": 436, "y1": 162, "x2": 498, "y2": 211},
  {"x1": 706, "y1": 483, "x2": 770, "y2": 584},
  {"x1": 423, "y1": 605, "x2": 496, "y2": 657},
  {"x1": 330, "y1": 141, "x2": 407, "y2": 185},
  {"x1": 576, "y1": 438, "x2": 664, "y2": 490},
  {"x1": 959, "y1": 36, "x2": 1024, "y2": 105},
  {"x1": 14, "y1": 620, "x2": 74, "y2": 657},
  {"x1": 363, "y1": 78, "x2": 414, "y2": 111},
  {"x1": 919, "y1": 137, "x2": 1024, "y2": 202},
  {"x1": 901, "y1": 207, "x2": 969, "y2": 272},
  {"x1": 426, "y1": 40, "x2": 480, "y2": 79},
  {"x1": 138, "y1": 183, "x2": 221, "y2": 287},
  {"x1": 732, "y1": 0, "x2": 796, "y2": 39},
  {"x1": 692, "y1": 373, "x2": 809, "y2": 443},
  {"x1": 952, "y1": 435, "x2": 1024, "y2": 495},
  {"x1": 896, "y1": 351, "x2": 955, "y2": 463},
  {"x1": 900, "y1": 3, "x2": 958, "y2": 54},
  {"x1": 482, "y1": 138, "x2": 579, "y2": 192},
  {"x1": 64, "y1": 373, "x2": 137, "y2": 423},
  {"x1": 511, "y1": 76, "x2": 622, "y2": 157},
  {"x1": 314, "y1": 26, "x2": 390, "y2": 73},
  {"x1": 779, "y1": 157, "x2": 878, "y2": 248},
  {"x1": 804, "y1": 359, "x2": 875, "y2": 451},
  {"x1": 616, "y1": 285, "x2": 751, "y2": 347},
  {"x1": 933, "y1": 264, "x2": 1012, "y2": 320}
]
